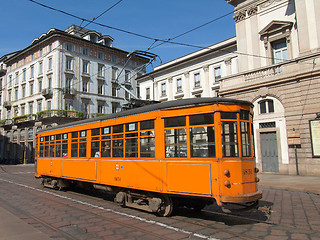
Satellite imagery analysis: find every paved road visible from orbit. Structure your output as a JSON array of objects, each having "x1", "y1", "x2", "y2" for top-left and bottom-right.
[{"x1": 0, "y1": 164, "x2": 319, "y2": 240}]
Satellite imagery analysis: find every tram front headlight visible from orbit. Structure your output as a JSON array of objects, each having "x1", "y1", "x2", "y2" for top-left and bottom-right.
[
  {"x1": 224, "y1": 180, "x2": 231, "y2": 188},
  {"x1": 224, "y1": 169, "x2": 230, "y2": 177}
]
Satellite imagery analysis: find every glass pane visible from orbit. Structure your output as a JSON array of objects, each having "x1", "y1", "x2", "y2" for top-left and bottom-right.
[
  {"x1": 260, "y1": 101, "x2": 266, "y2": 114},
  {"x1": 71, "y1": 143, "x2": 78, "y2": 157},
  {"x1": 56, "y1": 144, "x2": 61, "y2": 157},
  {"x1": 140, "y1": 137, "x2": 155, "y2": 158},
  {"x1": 221, "y1": 112, "x2": 237, "y2": 120},
  {"x1": 140, "y1": 119, "x2": 154, "y2": 130},
  {"x1": 164, "y1": 116, "x2": 186, "y2": 128},
  {"x1": 62, "y1": 144, "x2": 68, "y2": 157},
  {"x1": 126, "y1": 122, "x2": 137, "y2": 132},
  {"x1": 72, "y1": 132, "x2": 78, "y2": 138},
  {"x1": 190, "y1": 126, "x2": 215, "y2": 158},
  {"x1": 112, "y1": 139, "x2": 123, "y2": 157},
  {"x1": 165, "y1": 128, "x2": 187, "y2": 158},
  {"x1": 113, "y1": 125, "x2": 123, "y2": 134},
  {"x1": 189, "y1": 113, "x2": 214, "y2": 125},
  {"x1": 241, "y1": 122, "x2": 251, "y2": 157},
  {"x1": 125, "y1": 138, "x2": 138, "y2": 158},
  {"x1": 91, "y1": 141, "x2": 100, "y2": 157},
  {"x1": 79, "y1": 142, "x2": 86, "y2": 157},
  {"x1": 92, "y1": 128, "x2": 100, "y2": 136},
  {"x1": 101, "y1": 140, "x2": 111, "y2": 157},
  {"x1": 268, "y1": 100, "x2": 274, "y2": 113},
  {"x1": 221, "y1": 121, "x2": 238, "y2": 157}
]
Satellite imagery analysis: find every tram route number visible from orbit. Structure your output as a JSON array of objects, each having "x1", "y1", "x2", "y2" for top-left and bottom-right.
[
  {"x1": 243, "y1": 169, "x2": 253, "y2": 175},
  {"x1": 114, "y1": 177, "x2": 121, "y2": 182}
]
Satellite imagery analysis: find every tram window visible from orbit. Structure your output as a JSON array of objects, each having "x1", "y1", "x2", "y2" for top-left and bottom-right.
[
  {"x1": 140, "y1": 137, "x2": 155, "y2": 158},
  {"x1": 56, "y1": 134, "x2": 61, "y2": 140},
  {"x1": 50, "y1": 135, "x2": 55, "y2": 141},
  {"x1": 49, "y1": 143, "x2": 55, "y2": 157},
  {"x1": 45, "y1": 136, "x2": 49, "y2": 141},
  {"x1": 91, "y1": 141, "x2": 100, "y2": 157},
  {"x1": 165, "y1": 128, "x2": 187, "y2": 158},
  {"x1": 190, "y1": 126, "x2": 215, "y2": 158},
  {"x1": 63, "y1": 133, "x2": 68, "y2": 139},
  {"x1": 189, "y1": 113, "x2": 214, "y2": 126},
  {"x1": 72, "y1": 132, "x2": 78, "y2": 138},
  {"x1": 125, "y1": 138, "x2": 138, "y2": 158},
  {"x1": 80, "y1": 130, "x2": 86, "y2": 138},
  {"x1": 92, "y1": 128, "x2": 100, "y2": 136},
  {"x1": 240, "y1": 110, "x2": 250, "y2": 120},
  {"x1": 40, "y1": 137, "x2": 44, "y2": 142},
  {"x1": 101, "y1": 140, "x2": 111, "y2": 157},
  {"x1": 39, "y1": 145, "x2": 44, "y2": 157},
  {"x1": 221, "y1": 122, "x2": 238, "y2": 157},
  {"x1": 102, "y1": 127, "x2": 110, "y2": 135},
  {"x1": 56, "y1": 141, "x2": 61, "y2": 157},
  {"x1": 79, "y1": 142, "x2": 86, "y2": 157},
  {"x1": 221, "y1": 112, "x2": 237, "y2": 120},
  {"x1": 45, "y1": 145, "x2": 49, "y2": 157},
  {"x1": 71, "y1": 143, "x2": 78, "y2": 157},
  {"x1": 140, "y1": 119, "x2": 154, "y2": 130},
  {"x1": 126, "y1": 122, "x2": 137, "y2": 132},
  {"x1": 62, "y1": 141, "x2": 68, "y2": 157},
  {"x1": 113, "y1": 124, "x2": 123, "y2": 134},
  {"x1": 241, "y1": 122, "x2": 251, "y2": 157},
  {"x1": 164, "y1": 116, "x2": 186, "y2": 128},
  {"x1": 112, "y1": 139, "x2": 123, "y2": 157}
]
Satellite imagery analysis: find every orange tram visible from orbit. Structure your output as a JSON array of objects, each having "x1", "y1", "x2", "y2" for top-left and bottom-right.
[{"x1": 35, "y1": 98, "x2": 262, "y2": 216}]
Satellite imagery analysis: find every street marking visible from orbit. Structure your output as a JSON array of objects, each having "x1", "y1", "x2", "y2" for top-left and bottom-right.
[{"x1": 0, "y1": 178, "x2": 219, "y2": 240}]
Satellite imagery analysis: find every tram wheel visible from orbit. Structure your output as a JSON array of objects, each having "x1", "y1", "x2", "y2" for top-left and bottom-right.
[{"x1": 156, "y1": 195, "x2": 173, "y2": 217}]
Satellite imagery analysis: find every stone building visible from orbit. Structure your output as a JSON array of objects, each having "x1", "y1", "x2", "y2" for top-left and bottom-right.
[
  {"x1": 0, "y1": 25, "x2": 148, "y2": 164},
  {"x1": 137, "y1": 0, "x2": 320, "y2": 176}
]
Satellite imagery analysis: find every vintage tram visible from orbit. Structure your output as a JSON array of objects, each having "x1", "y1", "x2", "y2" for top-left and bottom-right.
[{"x1": 35, "y1": 98, "x2": 262, "y2": 216}]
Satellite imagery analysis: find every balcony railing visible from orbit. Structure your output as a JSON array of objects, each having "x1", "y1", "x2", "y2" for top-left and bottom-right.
[
  {"x1": 4, "y1": 101, "x2": 11, "y2": 109},
  {"x1": 219, "y1": 53, "x2": 320, "y2": 94},
  {"x1": 37, "y1": 109, "x2": 84, "y2": 119},
  {"x1": 0, "y1": 119, "x2": 12, "y2": 127},
  {"x1": 42, "y1": 88, "x2": 53, "y2": 99},
  {"x1": 12, "y1": 114, "x2": 37, "y2": 124}
]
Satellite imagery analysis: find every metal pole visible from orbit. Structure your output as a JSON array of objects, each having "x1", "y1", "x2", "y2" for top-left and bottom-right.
[{"x1": 294, "y1": 145, "x2": 299, "y2": 175}]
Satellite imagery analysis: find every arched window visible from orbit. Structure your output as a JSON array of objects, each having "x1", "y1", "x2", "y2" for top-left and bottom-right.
[
  {"x1": 13, "y1": 130, "x2": 18, "y2": 141},
  {"x1": 28, "y1": 128, "x2": 34, "y2": 139},
  {"x1": 259, "y1": 99, "x2": 274, "y2": 114},
  {"x1": 20, "y1": 129, "x2": 25, "y2": 141}
]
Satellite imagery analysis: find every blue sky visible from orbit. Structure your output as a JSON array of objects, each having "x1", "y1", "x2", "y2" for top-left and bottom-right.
[{"x1": 0, "y1": 0, "x2": 235, "y2": 67}]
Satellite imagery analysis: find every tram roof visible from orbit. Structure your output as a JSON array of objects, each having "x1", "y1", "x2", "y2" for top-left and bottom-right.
[{"x1": 37, "y1": 97, "x2": 252, "y2": 134}]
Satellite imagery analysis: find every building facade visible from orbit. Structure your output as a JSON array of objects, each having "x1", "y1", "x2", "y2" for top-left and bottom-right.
[
  {"x1": 0, "y1": 25, "x2": 148, "y2": 164},
  {"x1": 137, "y1": 0, "x2": 320, "y2": 176}
]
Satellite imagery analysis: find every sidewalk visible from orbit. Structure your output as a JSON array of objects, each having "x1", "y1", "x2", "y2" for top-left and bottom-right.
[
  {"x1": 0, "y1": 207, "x2": 51, "y2": 240},
  {"x1": 258, "y1": 173, "x2": 320, "y2": 194}
]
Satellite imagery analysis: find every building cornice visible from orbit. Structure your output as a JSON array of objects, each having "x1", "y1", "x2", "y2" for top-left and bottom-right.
[
  {"x1": 4, "y1": 28, "x2": 149, "y2": 65},
  {"x1": 137, "y1": 37, "x2": 237, "y2": 82}
]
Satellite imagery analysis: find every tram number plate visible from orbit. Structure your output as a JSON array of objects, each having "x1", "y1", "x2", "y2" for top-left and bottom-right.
[
  {"x1": 114, "y1": 177, "x2": 121, "y2": 182},
  {"x1": 243, "y1": 169, "x2": 253, "y2": 175}
]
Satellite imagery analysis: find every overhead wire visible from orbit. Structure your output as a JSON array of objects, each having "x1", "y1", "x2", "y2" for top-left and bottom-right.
[
  {"x1": 80, "y1": 0, "x2": 124, "y2": 30},
  {"x1": 27, "y1": 0, "x2": 312, "y2": 65}
]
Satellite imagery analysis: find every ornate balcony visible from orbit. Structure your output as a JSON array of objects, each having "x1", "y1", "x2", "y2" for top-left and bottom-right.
[
  {"x1": 42, "y1": 88, "x2": 53, "y2": 99},
  {"x1": 37, "y1": 109, "x2": 84, "y2": 120},
  {"x1": 63, "y1": 87, "x2": 77, "y2": 99},
  {"x1": 3, "y1": 101, "x2": 11, "y2": 110}
]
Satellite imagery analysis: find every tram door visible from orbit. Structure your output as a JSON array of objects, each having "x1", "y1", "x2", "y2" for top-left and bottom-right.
[{"x1": 260, "y1": 132, "x2": 279, "y2": 172}]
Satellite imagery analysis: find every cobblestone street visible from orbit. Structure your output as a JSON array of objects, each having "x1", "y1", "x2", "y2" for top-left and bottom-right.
[{"x1": 0, "y1": 164, "x2": 319, "y2": 240}]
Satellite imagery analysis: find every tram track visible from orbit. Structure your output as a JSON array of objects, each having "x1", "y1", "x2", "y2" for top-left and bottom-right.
[{"x1": 2, "y1": 167, "x2": 315, "y2": 240}]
